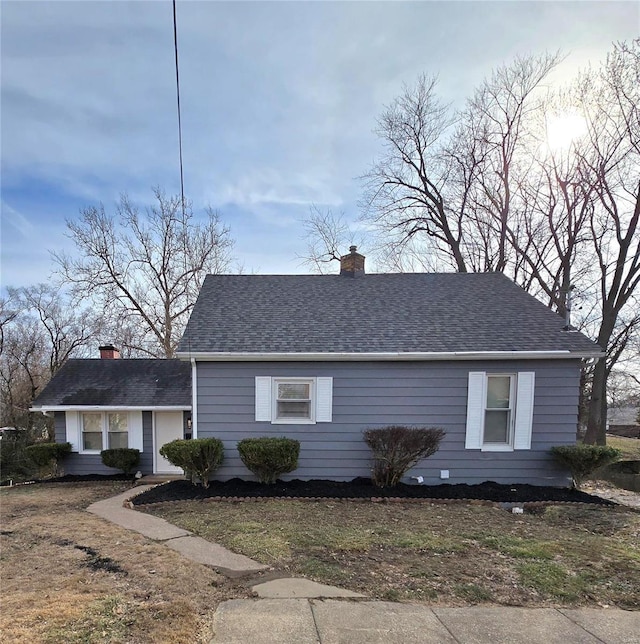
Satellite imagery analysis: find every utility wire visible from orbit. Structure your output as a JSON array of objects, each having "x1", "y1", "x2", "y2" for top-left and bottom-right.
[{"x1": 172, "y1": 0, "x2": 186, "y2": 214}]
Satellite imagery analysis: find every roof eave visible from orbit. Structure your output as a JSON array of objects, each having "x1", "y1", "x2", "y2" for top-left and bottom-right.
[{"x1": 176, "y1": 350, "x2": 604, "y2": 362}]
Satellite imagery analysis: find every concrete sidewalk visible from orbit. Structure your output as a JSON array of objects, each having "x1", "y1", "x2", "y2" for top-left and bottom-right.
[
  {"x1": 211, "y1": 600, "x2": 639, "y2": 644},
  {"x1": 88, "y1": 486, "x2": 640, "y2": 644}
]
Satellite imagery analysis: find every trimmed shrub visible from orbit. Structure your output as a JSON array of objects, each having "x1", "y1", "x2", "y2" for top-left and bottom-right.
[
  {"x1": 363, "y1": 425, "x2": 446, "y2": 488},
  {"x1": 237, "y1": 437, "x2": 300, "y2": 484},
  {"x1": 101, "y1": 448, "x2": 140, "y2": 474},
  {"x1": 159, "y1": 438, "x2": 223, "y2": 488},
  {"x1": 24, "y1": 442, "x2": 72, "y2": 478},
  {"x1": 550, "y1": 444, "x2": 621, "y2": 488}
]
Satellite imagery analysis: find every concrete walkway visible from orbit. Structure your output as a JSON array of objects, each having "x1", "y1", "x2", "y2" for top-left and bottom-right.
[
  {"x1": 87, "y1": 486, "x2": 268, "y2": 576},
  {"x1": 211, "y1": 600, "x2": 640, "y2": 644},
  {"x1": 88, "y1": 486, "x2": 640, "y2": 644}
]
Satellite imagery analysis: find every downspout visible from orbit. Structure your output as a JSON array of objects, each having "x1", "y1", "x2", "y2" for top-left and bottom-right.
[{"x1": 191, "y1": 358, "x2": 198, "y2": 439}]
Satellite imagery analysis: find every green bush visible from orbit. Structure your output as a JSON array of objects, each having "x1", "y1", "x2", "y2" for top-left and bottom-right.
[
  {"x1": 550, "y1": 444, "x2": 621, "y2": 488},
  {"x1": 363, "y1": 425, "x2": 446, "y2": 488},
  {"x1": 0, "y1": 432, "x2": 35, "y2": 483},
  {"x1": 159, "y1": 438, "x2": 223, "y2": 488},
  {"x1": 237, "y1": 437, "x2": 300, "y2": 484},
  {"x1": 24, "y1": 442, "x2": 72, "y2": 478},
  {"x1": 100, "y1": 448, "x2": 140, "y2": 474}
]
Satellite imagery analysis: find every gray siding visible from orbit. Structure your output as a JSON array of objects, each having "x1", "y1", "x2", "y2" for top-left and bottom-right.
[
  {"x1": 54, "y1": 411, "x2": 154, "y2": 475},
  {"x1": 195, "y1": 360, "x2": 580, "y2": 486}
]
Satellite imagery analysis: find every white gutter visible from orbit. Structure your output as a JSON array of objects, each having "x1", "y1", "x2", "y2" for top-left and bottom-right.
[
  {"x1": 30, "y1": 405, "x2": 191, "y2": 412},
  {"x1": 176, "y1": 350, "x2": 603, "y2": 362},
  {"x1": 191, "y1": 358, "x2": 198, "y2": 439}
]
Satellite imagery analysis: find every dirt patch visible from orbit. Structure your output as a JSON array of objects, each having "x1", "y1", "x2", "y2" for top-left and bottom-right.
[
  {"x1": 144, "y1": 498, "x2": 640, "y2": 609},
  {"x1": 0, "y1": 482, "x2": 250, "y2": 643},
  {"x1": 132, "y1": 477, "x2": 613, "y2": 506}
]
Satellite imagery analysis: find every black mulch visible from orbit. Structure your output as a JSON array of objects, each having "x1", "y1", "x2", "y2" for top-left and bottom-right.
[
  {"x1": 131, "y1": 477, "x2": 614, "y2": 506},
  {"x1": 0, "y1": 473, "x2": 134, "y2": 487}
]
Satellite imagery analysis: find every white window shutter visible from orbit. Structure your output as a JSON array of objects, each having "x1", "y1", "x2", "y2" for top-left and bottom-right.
[
  {"x1": 316, "y1": 377, "x2": 333, "y2": 422},
  {"x1": 514, "y1": 372, "x2": 535, "y2": 450},
  {"x1": 255, "y1": 377, "x2": 272, "y2": 421},
  {"x1": 465, "y1": 372, "x2": 486, "y2": 449},
  {"x1": 128, "y1": 411, "x2": 144, "y2": 452},
  {"x1": 65, "y1": 411, "x2": 80, "y2": 452}
]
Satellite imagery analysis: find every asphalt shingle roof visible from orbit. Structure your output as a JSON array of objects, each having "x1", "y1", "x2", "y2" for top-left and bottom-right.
[
  {"x1": 176, "y1": 272, "x2": 601, "y2": 355},
  {"x1": 32, "y1": 359, "x2": 191, "y2": 408}
]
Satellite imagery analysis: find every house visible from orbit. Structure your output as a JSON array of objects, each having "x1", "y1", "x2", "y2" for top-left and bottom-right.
[
  {"x1": 33, "y1": 249, "x2": 603, "y2": 484},
  {"x1": 31, "y1": 349, "x2": 191, "y2": 475},
  {"x1": 607, "y1": 406, "x2": 640, "y2": 438},
  {"x1": 175, "y1": 248, "x2": 602, "y2": 485}
]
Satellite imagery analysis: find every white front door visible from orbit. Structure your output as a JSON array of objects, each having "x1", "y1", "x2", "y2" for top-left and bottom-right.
[{"x1": 154, "y1": 411, "x2": 184, "y2": 474}]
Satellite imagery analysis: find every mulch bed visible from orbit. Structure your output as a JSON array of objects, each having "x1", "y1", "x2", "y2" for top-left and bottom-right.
[
  {"x1": 1, "y1": 473, "x2": 134, "y2": 487},
  {"x1": 131, "y1": 477, "x2": 614, "y2": 506}
]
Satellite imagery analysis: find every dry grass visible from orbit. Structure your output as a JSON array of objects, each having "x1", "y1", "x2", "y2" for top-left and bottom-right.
[
  {"x1": 607, "y1": 435, "x2": 640, "y2": 460},
  {"x1": 0, "y1": 482, "x2": 248, "y2": 643},
  {"x1": 144, "y1": 499, "x2": 640, "y2": 608}
]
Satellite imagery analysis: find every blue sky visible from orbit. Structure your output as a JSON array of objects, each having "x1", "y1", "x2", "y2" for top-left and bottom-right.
[{"x1": 1, "y1": 0, "x2": 638, "y2": 288}]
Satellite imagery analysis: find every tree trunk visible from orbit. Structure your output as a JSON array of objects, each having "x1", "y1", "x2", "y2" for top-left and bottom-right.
[{"x1": 584, "y1": 357, "x2": 607, "y2": 445}]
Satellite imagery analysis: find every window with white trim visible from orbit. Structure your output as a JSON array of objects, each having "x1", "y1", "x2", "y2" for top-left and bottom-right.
[
  {"x1": 107, "y1": 412, "x2": 129, "y2": 449},
  {"x1": 81, "y1": 412, "x2": 130, "y2": 452},
  {"x1": 82, "y1": 413, "x2": 103, "y2": 451},
  {"x1": 484, "y1": 375, "x2": 515, "y2": 446},
  {"x1": 274, "y1": 380, "x2": 313, "y2": 422},
  {"x1": 465, "y1": 371, "x2": 535, "y2": 451},
  {"x1": 255, "y1": 376, "x2": 333, "y2": 424}
]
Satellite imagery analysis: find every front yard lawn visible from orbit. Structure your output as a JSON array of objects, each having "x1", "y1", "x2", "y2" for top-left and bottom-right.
[
  {"x1": 143, "y1": 499, "x2": 640, "y2": 608},
  {"x1": 0, "y1": 482, "x2": 246, "y2": 643}
]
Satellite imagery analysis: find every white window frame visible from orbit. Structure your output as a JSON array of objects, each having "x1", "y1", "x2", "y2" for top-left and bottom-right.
[
  {"x1": 482, "y1": 374, "x2": 516, "y2": 451},
  {"x1": 80, "y1": 411, "x2": 130, "y2": 453},
  {"x1": 255, "y1": 376, "x2": 333, "y2": 424},
  {"x1": 272, "y1": 378, "x2": 316, "y2": 424},
  {"x1": 465, "y1": 371, "x2": 535, "y2": 452}
]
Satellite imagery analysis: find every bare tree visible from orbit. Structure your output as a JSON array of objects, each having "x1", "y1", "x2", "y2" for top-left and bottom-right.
[
  {"x1": 581, "y1": 41, "x2": 640, "y2": 444},
  {"x1": 54, "y1": 188, "x2": 234, "y2": 358},
  {"x1": 361, "y1": 56, "x2": 561, "y2": 276},
  {"x1": 0, "y1": 315, "x2": 49, "y2": 434},
  {"x1": 452, "y1": 53, "x2": 562, "y2": 275},
  {"x1": 8, "y1": 284, "x2": 98, "y2": 374},
  {"x1": 360, "y1": 75, "x2": 467, "y2": 271},
  {"x1": 299, "y1": 206, "x2": 366, "y2": 274},
  {"x1": 0, "y1": 286, "x2": 101, "y2": 436}
]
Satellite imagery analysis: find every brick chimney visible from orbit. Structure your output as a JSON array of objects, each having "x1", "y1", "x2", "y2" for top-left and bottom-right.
[
  {"x1": 99, "y1": 344, "x2": 120, "y2": 359},
  {"x1": 339, "y1": 246, "x2": 365, "y2": 278}
]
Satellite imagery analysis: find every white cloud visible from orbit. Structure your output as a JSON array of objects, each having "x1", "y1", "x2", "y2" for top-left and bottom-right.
[{"x1": 0, "y1": 201, "x2": 34, "y2": 237}]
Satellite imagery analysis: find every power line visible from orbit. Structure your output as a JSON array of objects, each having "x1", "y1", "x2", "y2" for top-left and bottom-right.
[{"x1": 172, "y1": 0, "x2": 186, "y2": 213}]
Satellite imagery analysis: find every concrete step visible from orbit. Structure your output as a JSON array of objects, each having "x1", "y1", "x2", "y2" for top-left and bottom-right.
[{"x1": 135, "y1": 474, "x2": 185, "y2": 485}]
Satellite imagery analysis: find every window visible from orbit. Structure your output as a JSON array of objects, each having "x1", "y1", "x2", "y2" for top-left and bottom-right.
[
  {"x1": 81, "y1": 412, "x2": 130, "y2": 452},
  {"x1": 484, "y1": 375, "x2": 515, "y2": 445},
  {"x1": 465, "y1": 371, "x2": 535, "y2": 451},
  {"x1": 108, "y1": 413, "x2": 129, "y2": 449},
  {"x1": 82, "y1": 413, "x2": 103, "y2": 451},
  {"x1": 275, "y1": 380, "x2": 312, "y2": 421},
  {"x1": 255, "y1": 376, "x2": 333, "y2": 423}
]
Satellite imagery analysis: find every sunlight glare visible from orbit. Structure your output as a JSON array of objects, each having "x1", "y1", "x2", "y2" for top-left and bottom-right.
[{"x1": 546, "y1": 112, "x2": 588, "y2": 151}]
